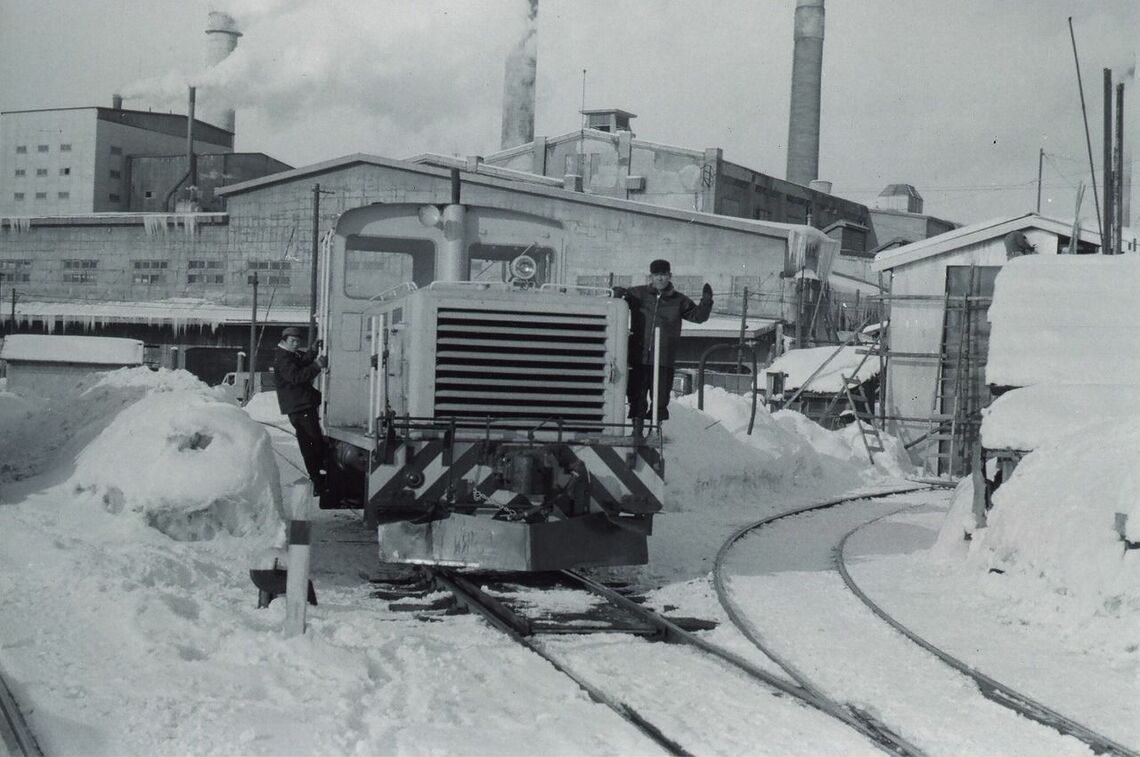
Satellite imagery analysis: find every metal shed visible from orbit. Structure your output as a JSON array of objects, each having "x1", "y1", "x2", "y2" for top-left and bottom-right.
[{"x1": 0, "y1": 334, "x2": 144, "y2": 394}]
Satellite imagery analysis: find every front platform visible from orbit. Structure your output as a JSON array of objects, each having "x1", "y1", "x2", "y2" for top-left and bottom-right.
[{"x1": 377, "y1": 511, "x2": 651, "y2": 571}]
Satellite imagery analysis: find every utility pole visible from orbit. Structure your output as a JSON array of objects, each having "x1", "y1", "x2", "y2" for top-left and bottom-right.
[
  {"x1": 1036, "y1": 148, "x2": 1044, "y2": 213},
  {"x1": 1114, "y1": 82, "x2": 1124, "y2": 256},
  {"x1": 1103, "y1": 69, "x2": 1114, "y2": 255},
  {"x1": 249, "y1": 271, "x2": 258, "y2": 403}
]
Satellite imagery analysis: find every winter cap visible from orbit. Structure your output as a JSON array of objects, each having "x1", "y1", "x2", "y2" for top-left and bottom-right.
[
  {"x1": 281, "y1": 327, "x2": 305, "y2": 338},
  {"x1": 649, "y1": 259, "x2": 671, "y2": 274}
]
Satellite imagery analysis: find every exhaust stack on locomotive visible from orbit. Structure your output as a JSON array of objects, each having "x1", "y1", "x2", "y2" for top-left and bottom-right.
[{"x1": 316, "y1": 174, "x2": 663, "y2": 571}]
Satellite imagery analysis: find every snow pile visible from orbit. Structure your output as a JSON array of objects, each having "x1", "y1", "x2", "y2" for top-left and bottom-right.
[
  {"x1": 68, "y1": 386, "x2": 285, "y2": 541},
  {"x1": 936, "y1": 418, "x2": 1139, "y2": 626},
  {"x1": 982, "y1": 384, "x2": 1140, "y2": 450},
  {"x1": 986, "y1": 255, "x2": 1140, "y2": 387},
  {"x1": 670, "y1": 387, "x2": 914, "y2": 499},
  {"x1": 2, "y1": 366, "x2": 283, "y2": 541}
]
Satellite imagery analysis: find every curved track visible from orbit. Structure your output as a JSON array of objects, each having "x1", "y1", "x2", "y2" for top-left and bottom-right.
[
  {"x1": 836, "y1": 511, "x2": 1138, "y2": 757},
  {"x1": 713, "y1": 487, "x2": 1136, "y2": 757}
]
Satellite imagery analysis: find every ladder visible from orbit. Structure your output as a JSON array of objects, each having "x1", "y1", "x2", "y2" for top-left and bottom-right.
[
  {"x1": 842, "y1": 374, "x2": 885, "y2": 464},
  {"x1": 925, "y1": 290, "x2": 973, "y2": 477},
  {"x1": 818, "y1": 344, "x2": 878, "y2": 424}
]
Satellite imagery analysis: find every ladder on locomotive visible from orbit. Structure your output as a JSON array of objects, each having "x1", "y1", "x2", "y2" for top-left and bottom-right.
[{"x1": 924, "y1": 291, "x2": 972, "y2": 478}]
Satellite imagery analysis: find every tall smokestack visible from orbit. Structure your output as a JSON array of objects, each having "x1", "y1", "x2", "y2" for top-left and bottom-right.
[
  {"x1": 500, "y1": 0, "x2": 538, "y2": 150},
  {"x1": 786, "y1": 0, "x2": 825, "y2": 187},
  {"x1": 203, "y1": 11, "x2": 241, "y2": 134}
]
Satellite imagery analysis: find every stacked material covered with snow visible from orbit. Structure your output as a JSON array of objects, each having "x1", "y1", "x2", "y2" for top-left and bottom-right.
[
  {"x1": 1, "y1": 367, "x2": 284, "y2": 541},
  {"x1": 760, "y1": 345, "x2": 878, "y2": 394},
  {"x1": 937, "y1": 254, "x2": 1140, "y2": 618}
]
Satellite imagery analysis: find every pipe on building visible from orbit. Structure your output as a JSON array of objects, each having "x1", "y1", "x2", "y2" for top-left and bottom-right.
[
  {"x1": 500, "y1": 0, "x2": 538, "y2": 149},
  {"x1": 112, "y1": 94, "x2": 123, "y2": 110},
  {"x1": 785, "y1": 0, "x2": 825, "y2": 187},
  {"x1": 437, "y1": 169, "x2": 467, "y2": 281},
  {"x1": 163, "y1": 87, "x2": 197, "y2": 211}
]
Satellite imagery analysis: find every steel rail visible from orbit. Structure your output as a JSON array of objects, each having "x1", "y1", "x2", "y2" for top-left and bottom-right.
[
  {"x1": 430, "y1": 569, "x2": 693, "y2": 757},
  {"x1": 836, "y1": 513, "x2": 1138, "y2": 757},
  {"x1": 0, "y1": 666, "x2": 43, "y2": 757}
]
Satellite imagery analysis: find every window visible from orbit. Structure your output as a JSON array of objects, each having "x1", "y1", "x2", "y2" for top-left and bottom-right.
[
  {"x1": 37, "y1": 145, "x2": 48, "y2": 153},
  {"x1": 63, "y1": 272, "x2": 97, "y2": 284},
  {"x1": 14, "y1": 169, "x2": 25, "y2": 177},
  {"x1": 13, "y1": 193, "x2": 24, "y2": 201},
  {"x1": 188, "y1": 259, "x2": 223, "y2": 270},
  {"x1": 35, "y1": 192, "x2": 47, "y2": 200},
  {"x1": 246, "y1": 260, "x2": 291, "y2": 271},
  {"x1": 188, "y1": 273, "x2": 225, "y2": 285},
  {"x1": 132, "y1": 273, "x2": 165, "y2": 285},
  {"x1": 60, "y1": 144, "x2": 71, "y2": 152},
  {"x1": 109, "y1": 146, "x2": 122, "y2": 156},
  {"x1": 57, "y1": 191, "x2": 69, "y2": 199},
  {"x1": 15, "y1": 145, "x2": 27, "y2": 154},
  {"x1": 109, "y1": 169, "x2": 121, "y2": 179},
  {"x1": 343, "y1": 237, "x2": 436, "y2": 298},
  {"x1": 36, "y1": 168, "x2": 48, "y2": 177},
  {"x1": 59, "y1": 167, "x2": 70, "y2": 176},
  {"x1": 108, "y1": 193, "x2": 120, "y2": 202},
  {"x1": 64, "y1": 259, "x2": 99, "y2": 269},
  {"x1": 132, "y1": 260, "x2": 169, "y2": 270},
  {"x1": 0, "y1": 260, "x2": 32, "y2": 284},
  {"x1": 144, "y1": 190, "x2": 153, "y2": 199}
]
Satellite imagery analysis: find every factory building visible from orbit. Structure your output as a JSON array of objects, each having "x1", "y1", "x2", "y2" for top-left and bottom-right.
[{"x1": 1, "y1": 153, "x2": 837, "y2": 379}]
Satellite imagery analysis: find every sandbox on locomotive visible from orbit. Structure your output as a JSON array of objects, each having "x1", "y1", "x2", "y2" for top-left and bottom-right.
[{"x1": 314, "y1": 195, "x2": 664, "y2": 571}]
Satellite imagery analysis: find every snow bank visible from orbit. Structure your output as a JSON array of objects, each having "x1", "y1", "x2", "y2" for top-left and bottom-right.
[
  {"x1": 987, "y1": 255, "x2": 1140, "y2": 387},
  {"x1": 936, "y1": 419, "x2": 1139, "y2": 622},
  {"x1": 69, "y1": 389, "x2": 284, "y2": 541},
  {"x1": 982, "y1": 384, "x2": 1140, "y2": 450}
]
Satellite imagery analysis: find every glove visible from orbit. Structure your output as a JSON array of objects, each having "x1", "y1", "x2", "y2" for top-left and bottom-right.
[
  {"x1": 701, "y1": 283, "x2": 713, "y2": 303},
  {"x1": 612, "y1": 286, "x2": 628, "y2": 299},
  {"x1": 314, "y1": 339, "x2": 324, "y2": 351},
  {"x1": 315, "y1": 355, "x2": 328, "y2": 369}
]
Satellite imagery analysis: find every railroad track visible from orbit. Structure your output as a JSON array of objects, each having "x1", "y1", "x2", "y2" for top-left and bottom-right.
[
  {"x1": 380, "y1": 565, "x2": 924, "y2": 755},
  {"x1": 713, "y1": 488, "x2": 1137, "y2": 757},
  {"x1": 0, "y1": 665, "x2": 42, "y2": 757}
]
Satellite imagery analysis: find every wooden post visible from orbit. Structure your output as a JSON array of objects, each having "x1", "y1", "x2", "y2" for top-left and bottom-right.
[
  {"x1": 285, "y1": 484, "x2": 313, "y2": 637},
  {"x1": 971, "y1": 444, "x2": 988, "y2": 530}
]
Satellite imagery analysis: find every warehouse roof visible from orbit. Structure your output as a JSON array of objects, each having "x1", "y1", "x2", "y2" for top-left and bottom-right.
[
  {"x1": 0, "y1": 334, "x2": 143, "y2": 365},
  {"x1": 871, "y1": 213, "x2": 1103, "y2": 271}
]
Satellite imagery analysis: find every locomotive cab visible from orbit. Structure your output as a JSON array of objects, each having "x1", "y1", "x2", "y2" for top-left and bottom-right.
[{"x1": 316, "y1": 197, "x2": 664, "y2": 571}]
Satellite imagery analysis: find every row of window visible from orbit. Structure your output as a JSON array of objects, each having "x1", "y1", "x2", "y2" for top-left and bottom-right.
[
  {"x1": 12, "y1": 192, "x2": 70, "y2": 200},
  {"x1": 13, "y1": 168, "x2": 71, "y2": 177},
  {"x1": 15, "y1": 144, "x2": 72, "y2": 153},
  {"x1": 2, "y1": 257, "x2": 291, "y2": 287}
]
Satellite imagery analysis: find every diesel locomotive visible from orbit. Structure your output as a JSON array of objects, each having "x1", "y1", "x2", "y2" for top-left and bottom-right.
[{"x1": 314, "y1": 181, "x2": 664, "y2": 571}]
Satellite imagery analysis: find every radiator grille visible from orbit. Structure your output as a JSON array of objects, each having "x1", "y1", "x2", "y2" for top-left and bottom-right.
[{"x1": 434, "y1": 307, "x2": 611, "y2": 425}]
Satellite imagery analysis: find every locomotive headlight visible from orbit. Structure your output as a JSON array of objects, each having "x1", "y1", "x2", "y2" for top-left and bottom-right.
[{"x1": 509, "y1": 254, "x2": 537, "y2": 281}]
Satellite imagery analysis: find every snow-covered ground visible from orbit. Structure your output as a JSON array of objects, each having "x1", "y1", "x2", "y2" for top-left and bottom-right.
[{"x1": 0, "y1": 367, "x2": 1136, "y2": 755}]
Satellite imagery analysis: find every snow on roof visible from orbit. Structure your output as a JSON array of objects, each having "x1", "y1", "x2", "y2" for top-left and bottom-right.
[
  {"x1": 681, "y1": 315, "x2": 779, "y2": 338},
  {"x1": 871, "y1": 213, "x2": 1102, "y2": 272},
  {"x1": 13, "y1": 300, "x2": 309, "y2": 333},
  {"x1": 986, "y1": 255, "x2": 1140, "y2": 387},
  {"x1": 0, "y1": 334, "x2": 143, "y2": 365},
  {"x1": 981, "y1": 384, "x2": 1140, "y2": 451},
  {"x1": 761, "y1": 345, "x2": 880, "y2": 393}
]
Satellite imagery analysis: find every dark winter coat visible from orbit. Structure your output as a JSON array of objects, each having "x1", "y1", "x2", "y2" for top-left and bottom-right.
[
  {"x1": 618, "y1": 283, "x2": 713, "y2": 366},
  {"x1": 273, "y1": 344, "x2": 322, "y2": 415}
]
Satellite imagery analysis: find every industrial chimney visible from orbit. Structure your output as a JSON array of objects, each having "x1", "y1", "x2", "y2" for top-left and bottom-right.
[
  {"x1": 203, "y1": 11, "x2": 241, "y2": 134},
  {"x1": 500, "y1": 0, "x2": 538, "y2": 150},
  {"x1": 785, "y1": 0, "x2": 825, "y2": 187}
]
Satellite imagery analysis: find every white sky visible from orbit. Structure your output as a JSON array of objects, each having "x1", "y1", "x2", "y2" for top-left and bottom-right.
[{"x1": 0, "y1": 0, "x2": 1136, "y2": 225}]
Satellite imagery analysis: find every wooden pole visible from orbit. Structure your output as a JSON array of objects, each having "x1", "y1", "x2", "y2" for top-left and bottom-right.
[
  {"x1": 1103, "y1": 69, "x2": 1114, "y2": 255},
  {"x1": 248, "y1": 271, "x2": 258, "y2": 403},
  {"x1": 1114, "y1": 82, "x2": 1124, "y2": 256}
]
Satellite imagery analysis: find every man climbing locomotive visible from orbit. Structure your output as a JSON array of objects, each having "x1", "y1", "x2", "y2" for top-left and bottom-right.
[
  {"x1": 614, "y1": 259, "x2": 713, "y2": 435},
  {"x1": 273, "y1": 327, "x2": 328, "y2": 495}
]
